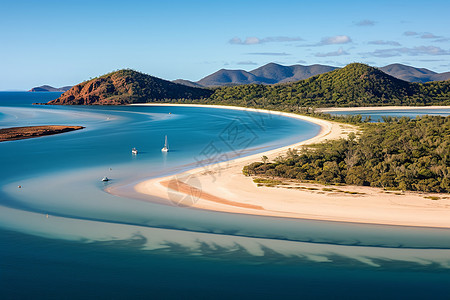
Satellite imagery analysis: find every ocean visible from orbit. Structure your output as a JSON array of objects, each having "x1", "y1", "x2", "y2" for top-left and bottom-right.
[{"x1": 1, "y1": 92, "x2": 449, "y2": 299}]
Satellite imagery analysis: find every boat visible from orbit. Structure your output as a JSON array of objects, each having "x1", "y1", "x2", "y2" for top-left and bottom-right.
[
  {"x1": 102, "y1": 177, "x2": 109, "y2": 182},
  {"x1": 161, "y1": 135, "x2": 169, "y2": 152},
  {"x1": 132, "y1": 147, "x2": 138, "y2": 155}
]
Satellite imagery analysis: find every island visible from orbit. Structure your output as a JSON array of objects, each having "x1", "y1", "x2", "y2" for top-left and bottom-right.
[{"x1": 0, "y1": 125, "x2": 84, "y2": 142}]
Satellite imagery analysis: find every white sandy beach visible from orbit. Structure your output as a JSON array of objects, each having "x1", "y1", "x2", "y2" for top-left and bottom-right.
[{"x1": 117, "y1": 104, "x2": 450, "y2": 228}]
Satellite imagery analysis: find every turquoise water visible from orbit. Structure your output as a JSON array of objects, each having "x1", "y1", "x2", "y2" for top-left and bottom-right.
[
  {"x1": 1, "y1": 92, "x2": 450, "y2": 299},
  {"x1": 328, "y1": 108, "x2": 450, "y2": 121}
]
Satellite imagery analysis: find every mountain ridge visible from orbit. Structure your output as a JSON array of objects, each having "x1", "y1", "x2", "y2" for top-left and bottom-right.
[
  {"x1": 34, "y1": 63, "x2": 450, "y2": 91},
  {"x1": 379, "y1": 64, "x2": 450, "y2": 83},
  {"x1": 173, "y1": 63, "x2": 450, "y2": 88}
]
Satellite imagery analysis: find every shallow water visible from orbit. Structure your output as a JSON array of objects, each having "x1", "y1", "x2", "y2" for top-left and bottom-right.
[
  {"x1": 1, "y1": 92, "x2": 449, "y2": 298},
  {"x1": 328, "y1": 108, "x2": 450, "y2": 121}
]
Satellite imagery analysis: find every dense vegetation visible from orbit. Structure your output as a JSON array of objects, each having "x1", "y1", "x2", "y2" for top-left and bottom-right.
[
  {"x1": 48, "y1": 69, "x2": 213, "y2": 105},
  {"x1": 244, "y1": 116, "x2": 450, "y2": 193}
]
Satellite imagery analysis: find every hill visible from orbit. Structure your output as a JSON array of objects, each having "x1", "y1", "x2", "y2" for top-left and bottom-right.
[
  {"x1": 195, "y1": 63, "x2": 337, "y2": 87},
  {"x1": 379, "y1": 64, "x2": 450, "y2": 83},
  {"x1": 29, "y1": 85, "x2": 72, "y2": 92},
  {"x1": 47, "y1": 69, "x2": 213, "y2": 105},
  {"x1": 172, "y1": 79, "x2": 204, "y2": 88},
  {"x1": 196, "y1": 69, "x2": 274, "y2": 86},
  {"x1": 250, "y1": 63, "x2": 337, "y2": 84},
  {"x1": 201, "y1": 63, "x2": 450, "y2": 108}
]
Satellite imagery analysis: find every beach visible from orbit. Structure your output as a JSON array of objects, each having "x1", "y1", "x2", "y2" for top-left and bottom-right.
[{"x1": 119, "y1": 105, "x2": 450, "y2": 228}]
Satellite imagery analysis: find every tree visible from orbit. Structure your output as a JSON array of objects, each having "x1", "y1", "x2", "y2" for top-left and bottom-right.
[{"x1": 261, "y1": 155, "x2": 268, "y2": 165}]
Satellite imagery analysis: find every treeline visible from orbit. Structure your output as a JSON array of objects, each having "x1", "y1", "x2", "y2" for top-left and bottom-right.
[{"x1": 243, "y1": 116, "x2": 450, "y2": 193}]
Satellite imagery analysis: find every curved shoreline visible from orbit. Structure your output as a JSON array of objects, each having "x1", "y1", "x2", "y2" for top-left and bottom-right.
[{"x1": 113, "y1": 104, "x2": 450, "y2": 228}]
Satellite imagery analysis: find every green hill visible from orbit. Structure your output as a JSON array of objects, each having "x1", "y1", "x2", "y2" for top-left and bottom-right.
[
  {"x1": 48, "y1": 69, "x2": 213, "y2": 105},
  {"x1": 202, "y1": 63, "x2": 449, "y2": 109}
]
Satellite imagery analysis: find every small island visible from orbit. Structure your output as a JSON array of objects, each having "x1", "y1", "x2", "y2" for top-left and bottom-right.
[{"x1": 0, "y1": 125, "x2": 84, "y2": 142}]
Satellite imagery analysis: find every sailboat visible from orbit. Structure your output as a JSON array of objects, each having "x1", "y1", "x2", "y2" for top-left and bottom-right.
[
  {"x1": 132, "y1": 147, "x2": 138, "y2": 155},
  {"x1": 161, "y1": 135, "x2": 169, "y2": 152}
]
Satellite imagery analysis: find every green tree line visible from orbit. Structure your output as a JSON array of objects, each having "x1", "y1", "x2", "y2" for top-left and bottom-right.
[{"x1": 243, "y1": 116, "x2": 450, "y2": 193}]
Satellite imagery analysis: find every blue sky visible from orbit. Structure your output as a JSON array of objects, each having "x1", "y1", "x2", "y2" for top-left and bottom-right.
[{"x1": 1, "y1": 0, "x2": 449, "y2": 90}]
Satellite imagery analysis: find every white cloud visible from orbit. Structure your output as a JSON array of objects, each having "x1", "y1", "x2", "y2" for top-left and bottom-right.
[
  {"x1": 315, "y1": 48, "x2": 349, "y2": 57},
  {"x1": 229, "y1": 36, "x2": 303, "y2": 45},
  {"x1": 368, "y1": 40, "x2": 401, "y2": 46},
  {"x1": 356, "y1": 20, "x2": 375, "y2": 26},
  {"x1": 404, "y1": 31, "x2": 418, "y2": 36},
  {"x1": 319, "y1": 35, "x2": 352, "y2": 45},
  {"x1": 247, "y1": 52, "x2": 291, "y2": 56},
  {"x1": 420, "y1": 33, "x2": 442, "y2": 39},
  {"x1": 364, "y1": 46, "x2": 450, "y2": 57},
  {"x1": 237, "y1": 61, "x2": 258, "y2": 65}
]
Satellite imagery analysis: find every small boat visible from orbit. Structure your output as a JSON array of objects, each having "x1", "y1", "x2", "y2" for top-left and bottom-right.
[
  {"x1": 132, "y1": 147, "x2": 138, "y2": 155},
  {"x1": 161, "y1": 135, "x2": 169, "y2": 152},
  {"x1": 102, "y1": 177, "x2": 109, "y2": 182}
]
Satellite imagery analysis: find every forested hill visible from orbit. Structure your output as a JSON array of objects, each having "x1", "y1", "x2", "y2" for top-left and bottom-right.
[
  {"x1": 47, "y1": 69, "x2": 213, "y2": 105},
  {"x1": 201, "y1": 63, "x2": 450, "y2": 108}
]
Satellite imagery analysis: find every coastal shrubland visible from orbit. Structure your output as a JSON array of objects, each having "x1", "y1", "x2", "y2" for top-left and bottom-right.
[{"x1": 243, "y1": 116, "x2": 450, "y2": 193}]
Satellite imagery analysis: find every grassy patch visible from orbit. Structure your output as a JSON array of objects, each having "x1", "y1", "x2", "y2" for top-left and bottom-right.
[
  {"x1": 424, "y1": 196, "x2": 440, "y2": 200},
  {"x1": 253, "y1": 178, "x2": 282, "y2": 185}
]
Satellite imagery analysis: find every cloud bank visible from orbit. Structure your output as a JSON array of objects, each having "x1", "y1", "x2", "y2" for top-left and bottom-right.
[
  {"x1": 355, "y1": 20, "x2": 375, "y2": 26},
  {"x1": 364, "y1": 46, "x2": 450, "y2": 57},
  {"x1": 229, "y1": 36, "x2": 303, "y2": 45}
]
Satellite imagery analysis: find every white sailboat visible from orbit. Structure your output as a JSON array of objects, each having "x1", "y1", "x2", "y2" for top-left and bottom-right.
[
  {"x1": 161, "y1": 135, "x2": 169, "y2": 152},
  {"x1": 132, "y1": 147, "x2": 138, "y2": 155}
]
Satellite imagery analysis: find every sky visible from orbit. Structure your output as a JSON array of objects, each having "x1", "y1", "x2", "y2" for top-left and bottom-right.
[{"x1": 1, "y1": 0, "x2": 449, "y2": 90}]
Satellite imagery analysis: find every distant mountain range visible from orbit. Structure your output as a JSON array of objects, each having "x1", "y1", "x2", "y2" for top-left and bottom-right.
[
  {"x1": 29, "y1": 85, "x2": 72, "y2": 92},
  {"x1": 379, "y1": 64, "x2": 450, "y2": 83},
  {"x1": 172, "y1": 63, "x2": 450, "y2": 87},
  {"x1": 33, "y1": 63, "x2": 450, "y2": 92},
  {"x1": 174, "y1": 63, "x2": 338, "y2": 87}
]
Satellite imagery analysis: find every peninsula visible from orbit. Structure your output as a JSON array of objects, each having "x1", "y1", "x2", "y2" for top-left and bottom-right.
[{"x1": 0, "y1": 125, "x2": 84, "y2": 142}]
